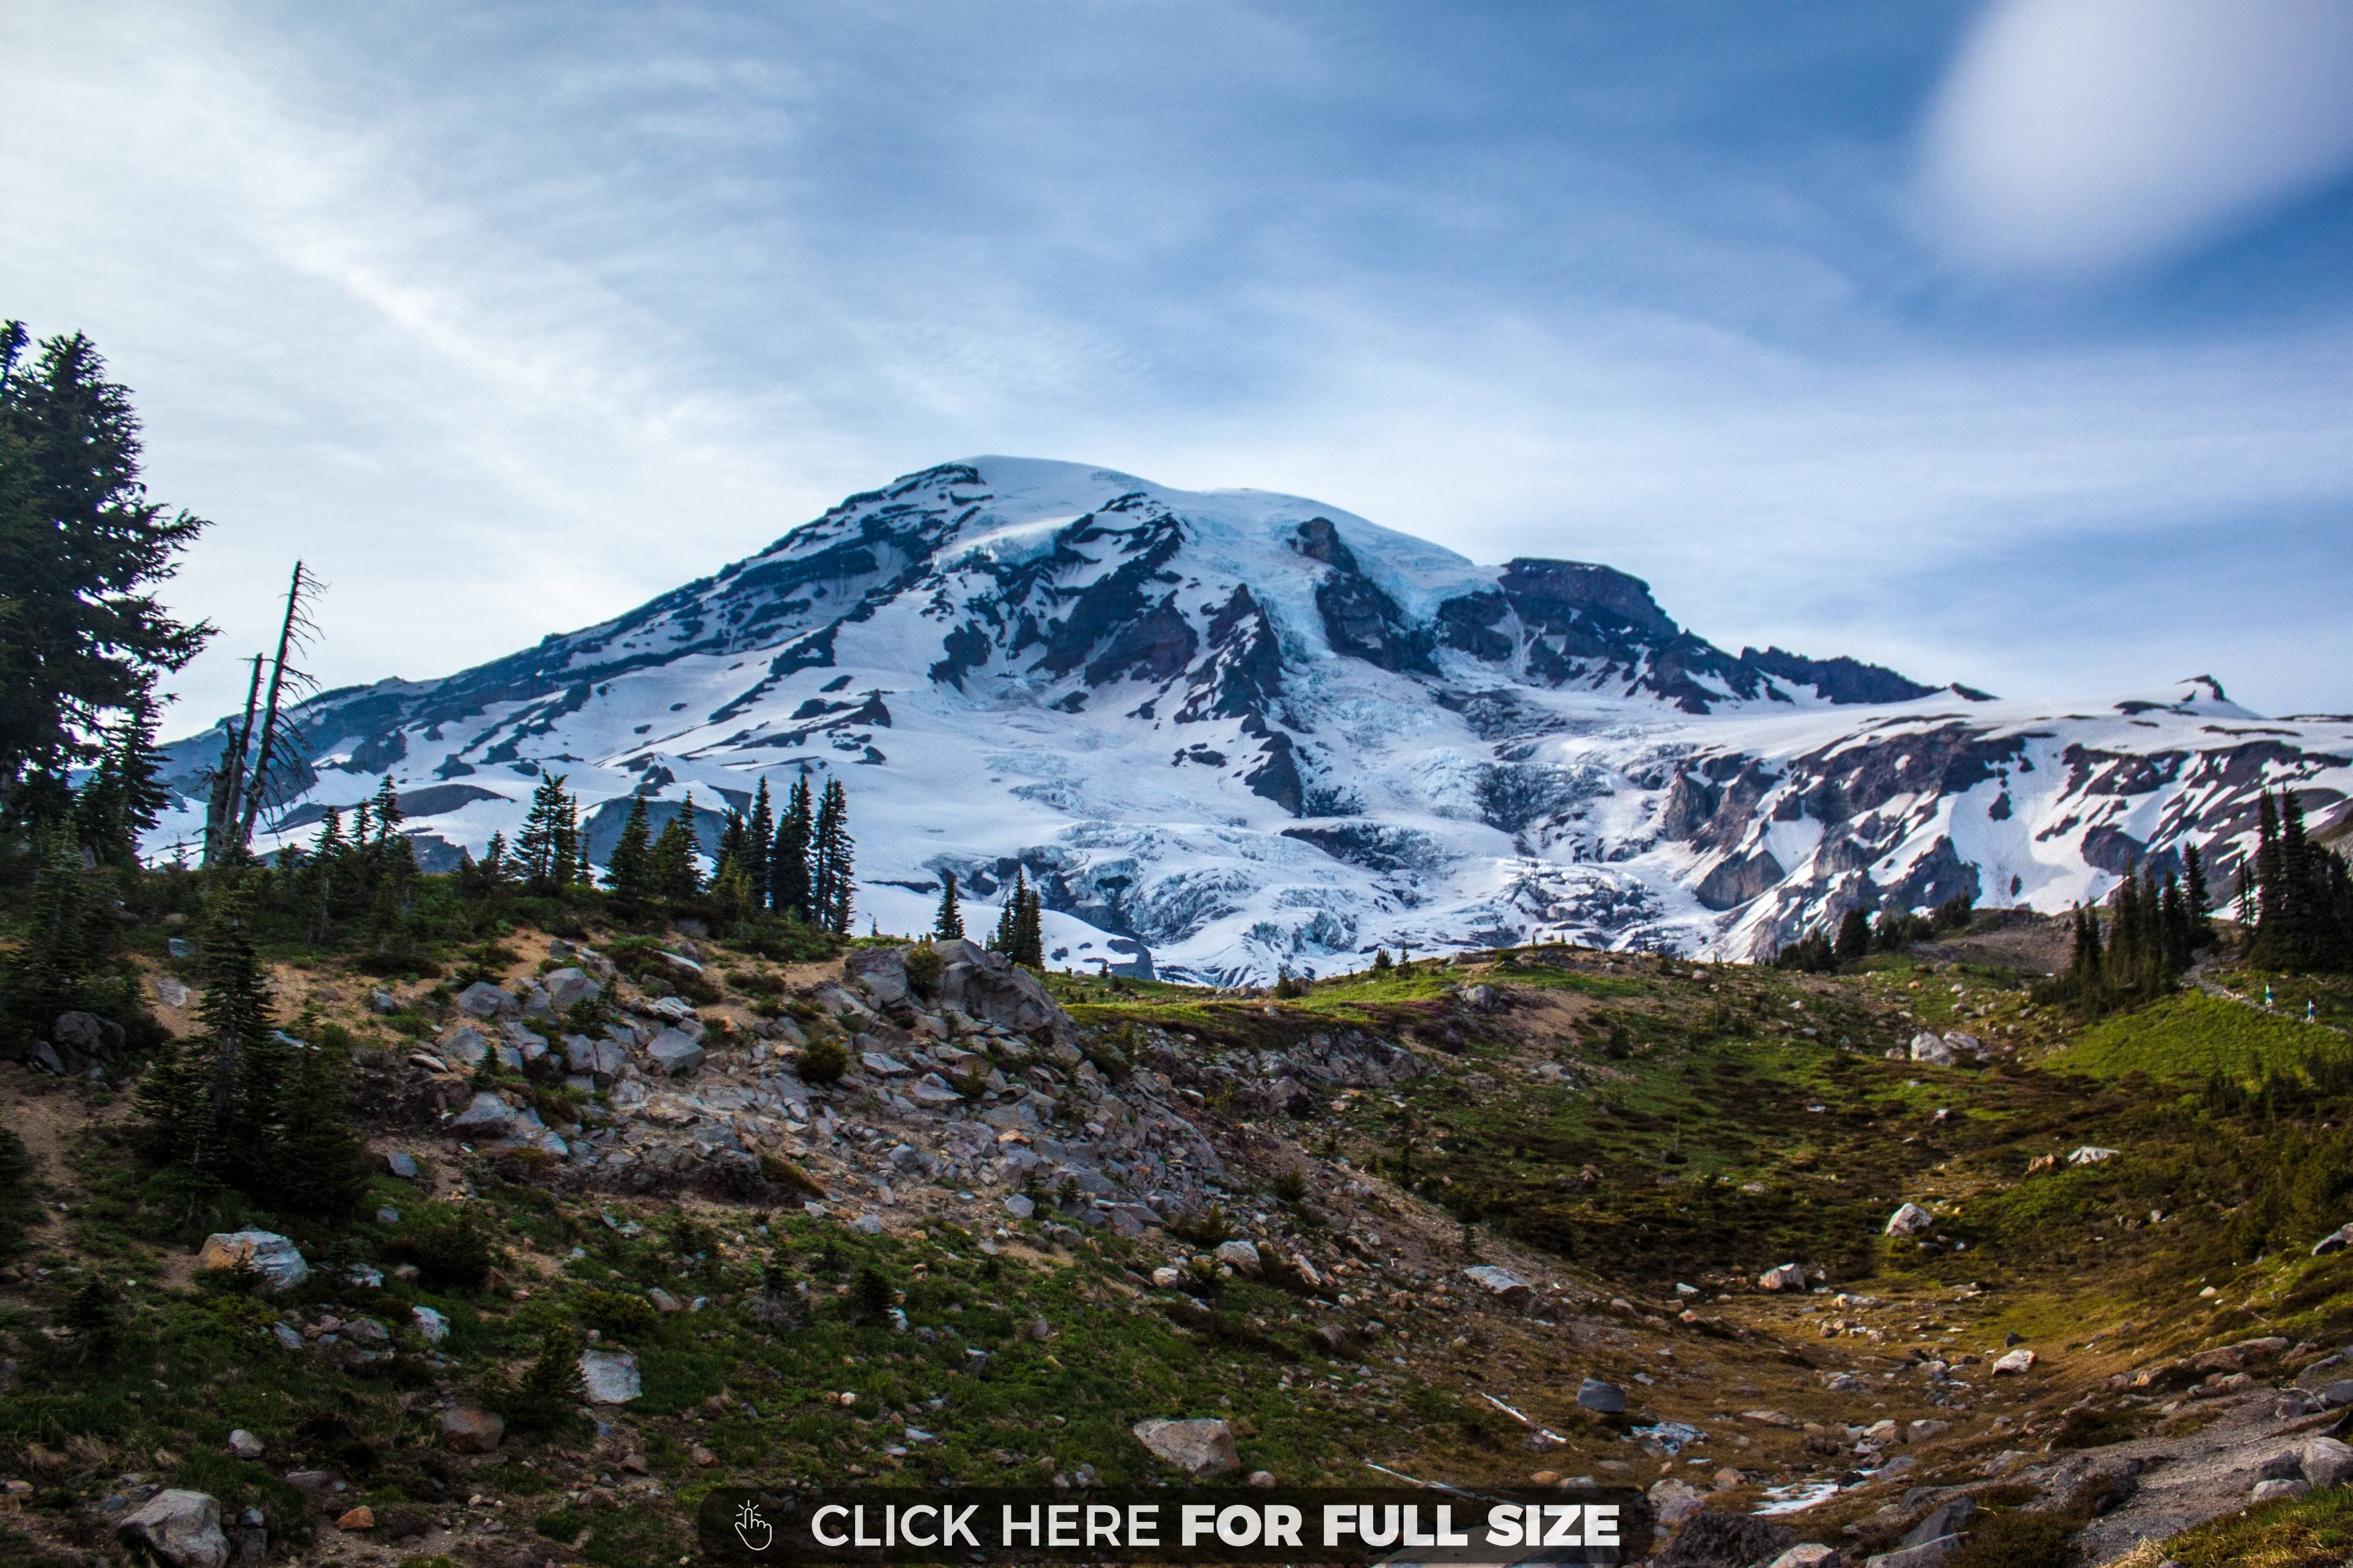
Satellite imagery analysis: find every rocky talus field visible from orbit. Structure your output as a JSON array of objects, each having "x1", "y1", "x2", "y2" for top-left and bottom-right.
[{"x1": 10, "y1": 917, "x2": 2353, "y2": 1568}]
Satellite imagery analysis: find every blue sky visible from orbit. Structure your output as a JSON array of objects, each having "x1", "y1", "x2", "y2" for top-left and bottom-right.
[{"x1": 6, "y1": 0, "x2": 2353, "y2": 729}]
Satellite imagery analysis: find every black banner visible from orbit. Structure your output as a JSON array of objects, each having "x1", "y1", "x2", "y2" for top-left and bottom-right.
[{"x1": 695, "y1": 1486, "x2": 1653, "y2": 1565}]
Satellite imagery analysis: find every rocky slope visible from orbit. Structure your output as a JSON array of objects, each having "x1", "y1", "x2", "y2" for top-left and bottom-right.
[{"x1": 150, "y1": 458, "x2": 2353, "y2": 982}]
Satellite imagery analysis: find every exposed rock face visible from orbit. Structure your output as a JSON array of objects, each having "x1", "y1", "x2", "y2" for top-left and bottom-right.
[
  {"x1": 150, "y1": 456, "x2": 2353, "y2": 982},
  {"x1": 1131, "y1": 1418, "x2": 1239, "y2": 1478}
]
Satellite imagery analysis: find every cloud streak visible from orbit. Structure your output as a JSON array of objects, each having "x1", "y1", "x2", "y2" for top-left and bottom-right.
[{"x1": 3, "y1": 0, "x2": 2351, "y2": 731}]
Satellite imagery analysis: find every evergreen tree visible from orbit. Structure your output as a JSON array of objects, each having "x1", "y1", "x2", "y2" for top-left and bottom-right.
[
  {"x1": 481, "y1": 830, "x2": 512, "y2": 887},
  {"x1": 648, "y1": 796, "x2": 703, "y2": 903},
  {"x1": 1016, "y1": 876, "x2": 1044, "y2": 967},
  {"x1": 1832, "y1": 908, "x2": 1870, "y2": 965},
  {"x1": 717, "y1": 809, "x2": 749, "y2": 882},
  {"x1": 748, "y1": 778, "x2": 774, "y2": 909},
  {"x1": 0, "y1": 323, "x2": 212, "y2": 824},
  {"x1": 265, "y1": 1039, "x2": 371, "y2": 1219},
  {"x1": 516, "y1": 774, "x2": 573, "y2": 894},
  {"x1": 507, "y1": 1325, "x2": 588, "y2": 1432},
  {"x1": 2184, "y1": 841, "x2": 2211, "y2": 938},
  {"x1": 934, "y1": 870, "x2": 964, "y2": 940},
  {"x1": 711, "y1": 856, "x2": 755, "y2": 930},
  {"x1": 2, "y1": 825, "x2": 96, "y2": 1027},
  {"x1": 811, "y1": 779, "x2": 853, "y2": 935},
  {"x1": 772, "y1": 776, "x2": 814, "y2": 919},
  {"x1": 606, "y1": 795, "x2": 653, "y2": 901},
  {"x1": 991, "y1": 874, "x2": 1019, "y2": 953}
]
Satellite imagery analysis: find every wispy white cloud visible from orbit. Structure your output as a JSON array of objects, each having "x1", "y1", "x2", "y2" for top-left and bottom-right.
[
  {"x1": 1917, "y1": 0, "x2": 2353, "y2": 274},
  {"x1": 4, "y1": 1, "x2": 2351, "y2": 730}
]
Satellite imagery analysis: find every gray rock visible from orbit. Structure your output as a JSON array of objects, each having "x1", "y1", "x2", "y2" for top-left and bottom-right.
[
  {"x1": 580, "y1": 1349, "x2": 641, "y2": 1404},
  {"x1": 1657, "y1": 1512, "x2": 1798, "y2": 1568},
  {"x1": 384, "y1": 1150, "x2": 421, "y2": 1180},
  {"x1": 196, "y1": 1232, "x2": 310, "y2": 1293},
  {"x1": 907, "y1": 1073, "x2": 964, "y2": 1106},
  {"x1": 1003, "y1": 1194, "x2": 1035, "y2": 1219},
  {"x1": 1863, "y1": 1539, "x2": 1961, "y2": 1568},
  {"x1": 167, "y1": 937, "x2": 196, "y2": 959},
  {"x1": 521, "y1": 985, "x2": 553, "y2": 1020},
  {"x1": 1577, "y1": 1377, "x2": 1626, "y2": 1413},
  {"x1": 457, "y1": 981, "x2": 519, "y2": 1018},
  {"x1": 1884, "y1": 1203, "x2": 1934, "y2": 1237},
  {"x1": 1900, "y1": 1497, "x2": 1974, "y2": 1550},
  {"x1": 2303, "y1": 1435, "x2": 2353, "y2": 1489},
  {"x1": 55, "y1": 1010, "x2": 121, "y2": 1063},
  {"x1": 1765, "y1": 1549, "x2": 1841, "y2": 1568},
  {"x1": 862, "y1": 1051, "x2": 912, "y2": 1076},
  {"x1": 2251, "y1": 1478, "x2": 2309, "y2": 1503},
  {"x1": 368, "y1": 988, "x2": 397, "y2": 1013},
  {"x1": 119, "y1": 1490, "x2": 229, "y2": 1568},
  {"x1": 410, "y1": 1305, "x2": 450, "y2": 1343},
  {"x1": 1214, "y1": 1240, "x2": 1263, "y2": 1276},
  {"x1": 1758, "y1": 1262, "x2": 1809, "y2": 1292},
  {"x1": 439, "y1": 1404, "x2": 505, "y2": 1453},
  {"x1": 2320, "y1": 1380, "x2": 2353, "y2": 1409},
  {"x1": 647, "y1": 1029, "x2": 705, "y2": 1076},
  {"x1": 1941, "y1": 1032, "x2": 1982, "y2": 1057},
  {"x1": 1462, "y1": 1264, "x2": 1533, "y2": 1305},
  {"x1": 448, "y1": 1092, "x2": 519, "y2": 1131},
  {"x1": 1131, "y1": 1417, "x2": 1239, "y2": 1478},
  {"x1": 156, "y1": 977, "x2": 192, "y2": 1008},
  {"x1": 436, "y1": 1025, "x2": 491, "y2": 1067},
  {"x1": 227, "y1": 1430, "x2": 264, "y2": 1460},
  {"x1": 1908, "y1": 1031, "x2": 1956, "y2": 1066},
  {"x1": 2313, "y1": 1224, "x2": 2353, "y2": 1257},
  {"x1": 25, "y1": 1041, "x2": 65, "y2": 1075}
]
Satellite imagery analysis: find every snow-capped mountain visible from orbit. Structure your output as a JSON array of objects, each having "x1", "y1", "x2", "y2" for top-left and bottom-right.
[{"x1": 152, "y1": 458, "x2": 2353, "y2": 982}]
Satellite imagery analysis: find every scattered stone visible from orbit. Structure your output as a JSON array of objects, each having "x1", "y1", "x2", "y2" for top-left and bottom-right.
[
  {"x1": 1151, "y1": 1266, "x2": 1181, "y2": 1287},
  {"x1": 542, "y1": 967, "x2": 601, "y2": 1012},
  {"x1": 457, "y1": 981, "x2": 519, "y2": 1019},
  {"x1": 1884, "y1": 1203, "x2": 1934, "y2": 1237},
  {"x1": 581, "y1": 1349, "x2": 642, "y2": 1404},
  {"x1": 2067, "y1": 1146, "x2": 2120, "y2": 1165},
  {"x1": 437, "y1": 1026, "x2": 491, "y2": 1068},
  {"x1": 1647, "y1": 1478, "x2": 1705, "y2": 1529},
  {"x1": 1131, "y1": 1418, "x2": 1239, "y2": 1478},
  {"x1": 1901, "y1": 1497, "x2": 1974, "y2": 1549},
  {"x1": 156, "y1": 977, "x2": 191, "y2": 1008},
  {"x1": 2303, "y1": 1436, "x2": 2353, "y2": 1489},
  {"x1": 1003, "y1": 1194, "x2": 1035, "y2": 1219},
  {"x1": 1758, "y1": 1262, "x2": 1809, "y2": 1292},
  {"x1": 1765, "y1": 1548, "x2": 1840, "y2": 1568},
  {"x1": 1908, "y1": 1419, "x2": 1951, "y2": 1443},
  {"x1": 1213, "y1": 1239, "x2": 1263, "y2": 1276},
  {"x1": 646, "y1": 1028, "x2": 706, "y2": 1077},
  {"x1": 439, "y1": 1405, "x2": 505, "y2": 1453},
  {"x1": 1992, "y1": 1348, "x2": 2036, "y2": 1375},
  {"x1": 850, "y1": 1213, "x2": 885, "y2": 1235},
  {"x1": 1577, "y1": 1378, "x2": 1627, "y2": 1414},
  {"x1": 118, "y1": 1489, "x2": 229, "y2": 1568},
  {"x1": 226, "y1": 1431, "x2": 263, "y2": 1460},
  {"x1": 1248, "y1": 1470, "x2": 1277, "y2": 1488},
  {"x1": 411, "y1": 1306, "x2": 450, "y2": 1343},
  {"x1": 448, "y1": 1091, "x2": 518, "y2": 1131},
  {"x1": 196, "y1": 1232, "x2": 310, "y2": 1293},
  {"x1": 2313, "y1": 1225, "x2": 2353, "y2": 1257},
  {"x1": 334, "y1": 1506, "x2": 375, "y2": 1532},
  {"x1": 1908, "y1": 1032, "x2": 1956, "y2": 1066},
  {"x1": 1462, "y1": 1264, "x2": 1533, "y2": 1305},
  {"x1": 1657, "y1": 1512, "x2": 1797, "y2": 1566},
  {"x1": 2251, "y1": 1478, "x2": 2309, "y2": 1503},
  {"x1": 385, "y1": 1150, "x2": 421, "y2": 1180}
]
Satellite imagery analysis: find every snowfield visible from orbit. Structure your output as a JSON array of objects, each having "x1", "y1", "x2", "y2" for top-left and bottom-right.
[{"x1": 151, "y1": 458, "x2": 2353, "y2": 982}]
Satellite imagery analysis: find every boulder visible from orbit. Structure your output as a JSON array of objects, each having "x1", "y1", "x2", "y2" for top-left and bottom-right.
[
  {"x1": 2313, "y1": 1224, "x2": 2353, "y2": 1256},
  {"x1": 439, "y1": 1404, "x2": 505, "y2": 1453},
  {"x1": 1577, "y1": 1377, "x2": 1626, "y2": 1413},
  {"x1": 1131, "y1": 1417, "x2": 1239, "y2": 1478},
  {"x1": 196, "y1": 1232, "x2": 310, "y2": 1293},
  {"x1": 1884, "y1": 1203, "x2": 1934, "y2": 1237},
  {"x1": 1863, "y1": 1540, "x2": 1961, "y2": 1568},
  {"x1": 581, "y1": 1348, "x2": 642, "y2": 1404},
  {"x1": 1657, "y1": 1512, "x2": 1798, "y2": 1568},
  {"x1": 930, "y1": 939, "x2": 1069, "y2": 1039},
  {"x1": 1908, "y1": 1032, "x2": 1957, "y2": 1066},
  {"x1": 1992, "y1": 1348, "x2": 2036, "y2": 1375},
  {"x1": 384, "y1": 1150, "x2": 421, "y2": 1180},
  {"x1": 1766, "y1": 1549, "x2": 1841, "y2": 1568},
  {"x1": 646, "y1": 1029, "x2": 705, "y2": 1077},
  {"x1": 1213, "y1": 1240, "x2": 1263, "y2": 1276},
  {"x1": 2303, "y1": 1436, "x2": 2353, "y2": 1489},
  {"x1": 54, "y1": 1011, "x2": 123, "y2": 1063},
  {"x1": 845, "y1": 946, "x2": 912, "y2": 1007},
  {"x1": 1647, "y1": 1478, "x2": 1705, "y2": 1529},
  {"x1": 447, "y1": 1092, "x2": 518, "y2": 1131},
  {"x1": 543, "y1": 967, "x2": 601, "y2": 1012},
  {"x1": 456, "y1": 982, "x2": 519, "y2": 1019},
  {"x1": 226, "y1": 1430, "x2": 263, "y2": 1459},
  {"x1": 411, "y1": 1305, "x2": 450, "y2": 1343},
  {"x1": 436, "y1": 1026, "x2": 491, "y2": 1068},
  {"x1": 1758, "y1": 1262, "x2": 1809, "y2": 1292},
  {"x1": 1901, "y1": 1497, "x2": 1974, "y2": 1550},
  {"x1": 1003, "y1": 1194, "x2": 1035, "y2": 1219},
  {"x1": 2067, "y1": 1146, "x2": 2120, "y2": 1165},
  {"x1": 1942, "y1": 1032, "x2": 1982, "y2": 1056},
  {"x1": 119, "y1": 1489, "x2": 229, "y2": 1568},
  {"x1": 1463, "y1": 1264, "x2": 1534, "y2": 1305},
  {"x1": 2251, "y1": 1478, "x2": 2309, "y2": 1503},
  {"x1": 156, "y1": 977, "x2": 192, "y2": 1008}
]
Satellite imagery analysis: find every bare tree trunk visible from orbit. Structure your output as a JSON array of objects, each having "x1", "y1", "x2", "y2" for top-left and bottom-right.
[
  {"x1": 237, "y1": 561, "x2": 319, "y2": 848},
  {"x1": 201, "y1": 653, "x2": 265, "y2": 866}
]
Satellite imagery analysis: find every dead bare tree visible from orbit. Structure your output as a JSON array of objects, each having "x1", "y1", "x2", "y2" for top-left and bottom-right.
[{"x1": 199, "y1": 561, "x2": 324, "y2": 865}]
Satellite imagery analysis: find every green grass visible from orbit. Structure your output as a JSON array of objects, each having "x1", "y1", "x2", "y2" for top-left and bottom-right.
[
  {"x1": 2151, "y1": 1482, "x2": 2353, "y2": 1567},
  {"x1": 2055, "y1": 992, "x2": 2337, "y2": 1082}
]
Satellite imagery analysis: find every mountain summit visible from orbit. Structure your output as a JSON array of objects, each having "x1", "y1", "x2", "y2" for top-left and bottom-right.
[{"x1": 155, "y1": 457, "x2": 2352, "y2": 981}]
